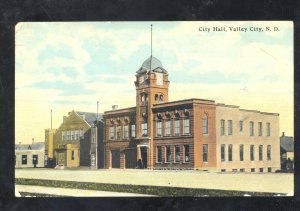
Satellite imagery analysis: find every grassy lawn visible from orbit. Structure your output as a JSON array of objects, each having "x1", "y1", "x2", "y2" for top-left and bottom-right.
[{"x1": 15, "y1": 178, "x2": 284, "y2": 197}]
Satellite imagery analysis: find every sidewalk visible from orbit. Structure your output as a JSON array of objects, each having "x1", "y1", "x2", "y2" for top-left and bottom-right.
[{"x1": 15, "y1": 185, "x2": 156, "y2": 197}]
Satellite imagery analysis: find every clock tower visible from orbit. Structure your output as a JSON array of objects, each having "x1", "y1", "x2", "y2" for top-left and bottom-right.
[{"x1": 134, "y1": 56, "x2": 169, "y2": 169}]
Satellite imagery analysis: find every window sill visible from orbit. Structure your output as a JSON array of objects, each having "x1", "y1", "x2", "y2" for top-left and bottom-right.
[
  {"x1": 174, "y1": 161, "x2": 180, "y2": 164},
  {"x1": 156, "y1": 162, "x2": 162, "y2": 164},
  {"x1": 182, "y1": 161, "x2": 190, "y2": 164},
  {"x1": 164, "y1": 162, "x2": 171, "y2": 164}
]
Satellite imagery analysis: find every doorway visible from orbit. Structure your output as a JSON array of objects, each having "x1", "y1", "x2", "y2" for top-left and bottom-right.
[
  {"x1": 140, "y1": 147, "x2": 148, "y2": 169},
  {"x1": 111, "y1": 150, "x2": 120, "y2": 168}
]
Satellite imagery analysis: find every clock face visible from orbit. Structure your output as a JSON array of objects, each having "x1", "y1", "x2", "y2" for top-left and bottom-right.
[
  {"x1": 139, "y1": 75, "x2": 144, "y2": 84},
  {"x1": 156, "y1": 73, "x2": 163, "y2": 85}
]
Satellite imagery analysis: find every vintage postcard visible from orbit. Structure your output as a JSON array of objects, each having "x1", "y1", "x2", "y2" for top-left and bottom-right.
[{"x1": 15, "y1": 21, "x2": 294, "y2": 197}]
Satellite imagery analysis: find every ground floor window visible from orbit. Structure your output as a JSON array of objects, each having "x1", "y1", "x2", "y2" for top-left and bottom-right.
[
  {"x1": 268, "y1": 167, "x2": 272, "y2": 172},
  {"x1": 240, "y1": 144, "x2": 244, "y2": 161},
  {"x1": 22, "y1": 155, "x2": 27, "y2": 165},
  {"x1": 221, "y1": 169, "x2": 226, "y2": 172},
  {"x1": 250, "y1": 145, "x2": 255, "y2": 161},
  {"x1": 157, "y1": 146, "x2": 162, "y2": 163},
  {"x1": 71, "y1": 150, "x2": 75, "y2": 160},
  {"x1": 259, "y1": 168, "x2": 263, "y2": 172},
  {"x1": 240, "y1": 168, "x2": 245, "y2": 172},
  {"x1": 267, "y1": 145, "x2": 271, "y2": 160},
  {"x1": 175, "y1": 145, "x2": 180, "y2": 162},
  {"x1": 165, "y1": 146, "x2": 171, "y2": 163},
  {"x1": 251, "y1": 168, "x2": 255, "y2": 172},
  {"x1": 32, "y1": 155, "x2": 38, "y2": 165},
  {"x1": 228, "y1": 144, "x2": 232, "y2": 161},
  {"x1": 184, "y1": 145, "x2": 190, "y2": 162},
  {"x1": 203, "y1": 144, "x2": 208, "y2": 162},
  {"x1": 221, "y1": 144, "x2": 225, "y2": 162}
]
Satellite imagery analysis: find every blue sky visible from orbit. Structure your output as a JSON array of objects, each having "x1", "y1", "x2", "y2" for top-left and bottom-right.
[{"x1": 15, "y1": 21, "x2": 293, "y2": 143}]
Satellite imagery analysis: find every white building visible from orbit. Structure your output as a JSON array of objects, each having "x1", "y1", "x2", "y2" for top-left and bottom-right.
[{"x1": 15, "y1": 142, "x2": 45, "y2": 168}]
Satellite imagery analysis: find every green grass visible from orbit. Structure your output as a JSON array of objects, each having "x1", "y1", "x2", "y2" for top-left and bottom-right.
[{"x1": 15, "y1": 178, "x2": 284, "y2": 197}]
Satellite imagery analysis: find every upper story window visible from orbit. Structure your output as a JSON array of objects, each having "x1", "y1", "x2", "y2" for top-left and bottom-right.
[
  {"x1": 228, "y1": 120, "x2": 233, "y2": 135},
  {"x1": 131, "y1": 124, "x2": 136, "y2": 138},
  {"x1": 174, "y1": 114, "x2": 180, "y2": 136},
  {"x1": 183, "y1": 113, "x2": 190, "y2": 135},
  {"x1": 62, "y1": 131, "x2": 65, "y2": 141},
  {"x1": 266, "y1": 122, "x2": 271, "y2": 136},
  {"x1": 258, "y1": 122, "x2": 262, "y2": 136},
  {"x1": 184, "y1": 145, "x2": 190, "y2": 162},
  {"x1": 250, "y1": 121, "x2": 254, "y2": 136},
  {"x1": 165, "y1": 118, "x2": 171, "y2": 136},
  {"x1": 202, "y1": 114, "x2": 208, "y2": 134},
  {"x1": 239, "y1": 121, "x2": 243, "y2": 132},
  {"x1": 156, "y1": 119, "x2": 162, "y2": 137},
  {"x1": 141, "y1": 123, "x2": 148, "y2": 137},
  {"x1": 117, "y1": 125, "x2": 121, "y2": 140},
  {"x1": 124, "y1": 124, "x2": 129, "y2": 139},
  {"x1": 155, "y1": 94, "x2": 164, "y2": 104},
  {"x1": 67, "y1": 131, "x2": 71, "y2": 140},
  {"x1": 220, "y1": 119, "x2": 225, "y2": 136},
  {"x1": 109, "y1": 126, "x2": 115, "y2": 140},
  {"x1": 71, "y1": 130, "x2": 75, "y2": 140}
]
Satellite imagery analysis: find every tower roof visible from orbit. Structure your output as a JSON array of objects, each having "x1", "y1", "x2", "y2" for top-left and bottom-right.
[{"x1": 136, "y1": 56, "x2": 168, "y2": 74}]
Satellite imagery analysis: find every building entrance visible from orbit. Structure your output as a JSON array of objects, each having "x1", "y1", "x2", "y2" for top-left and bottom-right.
[
  {"x1": 111, "y1": 150, "x2": 120, "y2": 168},
  {"x1": 140, "y1": 147, "x2": 148, "y2": 169}
]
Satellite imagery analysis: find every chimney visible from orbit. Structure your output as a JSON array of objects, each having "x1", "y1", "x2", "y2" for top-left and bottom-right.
[
  {"x1": 282, "y1": 132, "x2": 285, "y2": 137},
  {"x1": 112, "y1": 105, "x2": 118, "y2": 110},
  {"x1": 32, "y1": 138, "x2": 34, "y2": 144}
]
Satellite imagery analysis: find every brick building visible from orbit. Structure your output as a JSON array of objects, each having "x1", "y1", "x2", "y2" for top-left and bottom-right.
[{"x1": 103, "y1": 56, "x2": 280, "y2": 172}]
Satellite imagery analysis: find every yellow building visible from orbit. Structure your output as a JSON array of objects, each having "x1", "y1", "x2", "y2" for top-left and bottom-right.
[
  {"x1": 52, "y1": 110, "x2": 98, "y2": 168},
  {"x1": 45, "y1": 128, "x2": 57, "y2": 166}
]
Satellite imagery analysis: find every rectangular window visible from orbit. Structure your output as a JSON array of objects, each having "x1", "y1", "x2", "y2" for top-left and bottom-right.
[
  {"x1": 202, "y1": 115, "x2": 208, "y2": 134},
  {"x1": 156, "y1": 121, "x2": 162, "y2": 136},
  {"x1": 184, "y1": 145, "x2": 190, "y2": 162},
  {"x1": 80, "y1": 129, "x2": 84, "y2": 138},
  {"x1": 109, "y1": 126, "x2": 115, "y2": 140},
  {"x1": 221, "y1": 144, "x2": 225, "y2": 161},
  {"x1": 141, "y1": 123, "x2": 148, "y2": 137},
  {"x1": 75, "y1": 130, "x2": 78, "y2": 140},
  {"x1": 71, "y1": 150, "x2": 75, "y2": 160},
  {"x1": 240, "y1": 144, "x2": 244, "y2": 161},
  {"x1": 267, "y1": 145, "x2": 271, "y2": 160},
  {"x1": 220, "y1": 120, "x2": 225, "y2": 135},
  {"x1": 240, "y1": 168, "x2": 245, "y2": 172},
  {"x1": 239, "y1": 121, "x2": 243, "y2": 132},
  {"x1": 268, "y1": 167, "x2": 272, "y2": 172},
  {"x1": 259, "y1": 168, "x2": 264, "y2": 172},
  {"x1": 165, "y1": 120, "x2": 171, "y2": 136},
  {"x1": 22, "y1": 155, "x2": 27, "y2": 165},
  {"x1": 157, "y1": 146, "x2": 162, "y2": 163},
  {"x1": 250, "y1": 121, "x2": 254, "y2": 136},
  {"x1": 203, "y1": 144, "x2": 208, "y2": 162},
  {"x1": 174, "y1": 119, "x2": 180, "y2": 136},
  {"x1": 250, "y1": 145, "x2": 255, "y2": 161},
  {"x1": 62, "y1": 131, "x2": 65, "y2": 141},
  {"x1": 124, "y1": 125, "x2": 129, "y2": 139},
  {"x1": 175, "y1": 145, "x2": 180, "y2": 162},
  {"x1": 228, "y1": 144, "x2": 233, "y2": 161},
  {"x1": 183, "y1": 118, "x2": 190, "y2": 134},
  {"x1": 166, "y1": 146, "x2": 171, "y2": 163},
  {"x1": 71, "y1": 130, "x2": 74, "y2": 140},
  {"x1": 228, "y1": 120, "x2": 233, "y2": 135},
  {"x1": 32, "y1": 155, "x2": 38, "y2": 165},
  {"x1": 259, "y1": 145, "x2": 263, "y2": 161},
  {"x1": 251, "y1": 168, "x2": 255, "y2": 172},
  {"x1": 258, "y1": 122, "x2": 262, "y2": 136},
  {"x1": 267, "y1": 123, "x2": 271, "y2": 136},
  {"x1": 131, "y1": 124, "x2": 136, "y2": 138},
  {"x1": 67, "y1": 131, "x2": 70, "y2": 140},
  {"x1": 117, "y1": 125, "x2": 121, "y2": 140}
]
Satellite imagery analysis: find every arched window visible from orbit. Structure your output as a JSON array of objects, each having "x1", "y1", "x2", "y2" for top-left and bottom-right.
[
  {"x1": 159, "y1": 95, "x2": 164, "y2": 102},
  {"x1": 183, "y1": 111, "x2": 190, "y2": 135},
  {"x1": 155, "y1": 94, "x2": 159, "y2": 103},
  {"x1": 174, "y1": 112, "x2": 180, "y2": 136},
  {"x1": 202, "y1": 114, "x2": 208, "y2": 134}
]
